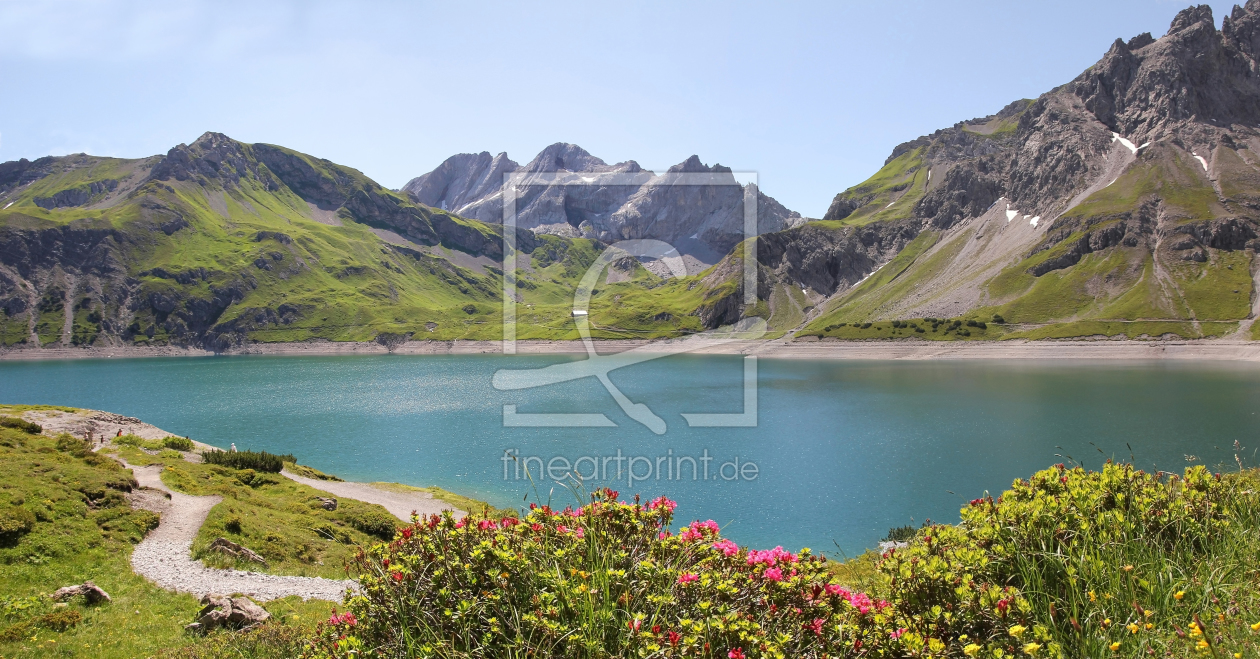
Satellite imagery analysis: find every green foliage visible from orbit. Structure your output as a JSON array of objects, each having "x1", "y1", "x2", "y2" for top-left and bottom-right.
[
  {"x1": 202, "y1": 449, "x2": 294, "y2": 473},
  {"x1": 284, "y1": 462, "x2": 343, "y2": 482},
  {"x1": 883, "y1": 525, "x2": 917, "y2": 542},
  {"x1": 0, "y1": 417, "x2": 42, "y2": 435},
  {"x1": 0, "y1": 506, "x2": 36, "y2": 540},
  {"x1": 344, "y1": 509, "x2": 398, "y2": 541},
  {"x1": 312, "y1": 490, "x2": 1015, "y2": 659},
  {"x1": 161, "y1": 436, "x2": 194, "y2": 451}
]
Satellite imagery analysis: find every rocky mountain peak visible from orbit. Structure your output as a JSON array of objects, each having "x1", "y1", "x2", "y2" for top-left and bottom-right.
[{"x1": 1168, "y1": 5, "x2": 1216, "y2": 34}]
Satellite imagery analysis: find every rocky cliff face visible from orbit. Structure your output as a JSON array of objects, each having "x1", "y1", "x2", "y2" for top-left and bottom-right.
[
  {"x1": 403, "y1": 144, "x2": 805, "y2": 269},
  {"x1": 792, "y1": 3, "x2": 1260, "y2": 338}
]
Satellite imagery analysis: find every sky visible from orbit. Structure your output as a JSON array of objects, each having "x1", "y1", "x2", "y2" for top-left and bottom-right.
[{"x1": 0, "y1": 0, "x2": 1242, "y2": 218}]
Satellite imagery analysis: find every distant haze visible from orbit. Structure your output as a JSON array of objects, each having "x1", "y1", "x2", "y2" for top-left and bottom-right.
[{"x1": 0, "y1": 0, "x2": 1241, "y2": 217}]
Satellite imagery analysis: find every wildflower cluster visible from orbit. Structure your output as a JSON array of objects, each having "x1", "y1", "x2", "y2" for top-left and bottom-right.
[
  {"x1": 302, "y1": 463, "x2": 1260, "y2": 658},
  {"x1": 307, "y1": 489, "x2": 917, "y2": 658}
]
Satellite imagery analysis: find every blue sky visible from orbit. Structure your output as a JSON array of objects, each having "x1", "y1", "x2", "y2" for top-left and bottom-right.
[{"x1": 0, "y1": 0, "x2": 1238, "y2": 217}]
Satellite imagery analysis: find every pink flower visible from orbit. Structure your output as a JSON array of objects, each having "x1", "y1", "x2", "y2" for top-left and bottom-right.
[
  {"x1": 628, "y1": 618, "x2": 642, "y2": 633},
  {"x1": 658, "y1": 531, "x2": 671, "y2": 539},
  {"x1": 557, "y1": 525, "x2": 569, "y2": 534},
  {"x1": 746, "y1": 546, "x2": 797, "y2": 567},
  {"x1": 825, "y1": 584, "x2": 850, "y2": 597},
  {"x1": 574, "y1": 527, "x2": 584, "y2": 539},
  {"x1": 677, "y1": 572, "x2": 698, "y2": 584},
  {"x1": 807, "y1": 618, "x2": 825, "y2": 636},
  {"x1": 647, "y1": 496, "x2": 677, "y2": 513},
  {"x1": 328, "y1": 611, "x2": 358, "y2": 627},
  {"x1": 763, "y1": 567, "x2": 783, "y2": 581},
  {"x1": 890, "y1": 627, "x2": 906, "y2": 639},
  {"x1": 728, "y1": 649, "x2": 745, "y2": 659},
  {"x1": 454, "y1": 520, "x2": 465, "y2": 529},
  {"x1": 712, "y1": 538, "x2": 740, "y2": 557},
  {"x1": 478, "y1": 519, "x2": 498, "y2": 530}
]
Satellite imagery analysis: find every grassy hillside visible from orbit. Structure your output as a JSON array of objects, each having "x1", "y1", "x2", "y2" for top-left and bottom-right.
[
  {"x1": 0, "y1": 135, "x2": 749, "y2": 349},
  {"x1": 801, "y1": 139, "x2": 1260, "y2": 341}
]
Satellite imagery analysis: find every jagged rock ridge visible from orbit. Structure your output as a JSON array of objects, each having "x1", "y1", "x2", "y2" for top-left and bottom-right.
[{"x1": 404, "y1": 144, "x2": 806, "y2": 268}]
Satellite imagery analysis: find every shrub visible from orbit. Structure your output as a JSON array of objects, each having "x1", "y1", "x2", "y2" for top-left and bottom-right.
[
  {"x1": 992, "y1": 314, "x2": 1005, "y2": 323},
  {"x1": 0, "y1": 417, "x2": 41, "y2": 434},
  {"x1": 55, "y1": 433, "x2": 91, "y2": 457},
  {"x1": 158, "y1": 448, "x2": 184, "y2": 459},
  {"x1": 345, "y1": 509, "x2": 397, "y2": 541},
  {"x1": 162, "y1": 436, "x2": 194, "y2": 451},
  {"x1": 39, "y1": 608, "x2": 81, "y2": 631},
  {"x1": 0, "y1": 506, "x2": 35, "y2": 540},
  {"x1": 312, "y1": 491, "x2": 1005, "y2": 659},
  {"x1": 224, "y1": 515, "x2": 243, "y2": 534},
  {"x1": 861, "y1": 322, "x2": 872, "y2": 329},
  {"x1": 202, "y1": 450, "x2": 294, "y2": 473},
  {"x1": 883, "y1": 524, "x2": 917, "y2": 542}
]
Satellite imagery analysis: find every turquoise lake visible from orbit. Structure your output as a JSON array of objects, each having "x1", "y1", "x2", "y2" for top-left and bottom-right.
[{"x1": 2, "y1": 354, "x2": 1258, "y2": 556}]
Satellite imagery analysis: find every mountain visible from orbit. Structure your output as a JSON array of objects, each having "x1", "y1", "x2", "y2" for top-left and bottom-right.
[
  {"x1": 403, "y1": 143, "x2": 806, "y2": 269},
  {"x1": 0, "y1": 134, "x2": 754, "y2": 351},
  {"x1": 759, "y1": 2, "x2": 1260, "y2": 341},
  {"x1": 4, "y1": 3, "x2": 1260, "y2": 353}
]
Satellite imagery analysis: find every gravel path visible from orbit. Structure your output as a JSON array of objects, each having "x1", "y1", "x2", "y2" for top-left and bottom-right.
[
  {"x1": 125, "y1": 460, "x2": 356, "y2": 602},
  {"x1": 282, "y1": 470, "x2": 462, "y2": 521}
]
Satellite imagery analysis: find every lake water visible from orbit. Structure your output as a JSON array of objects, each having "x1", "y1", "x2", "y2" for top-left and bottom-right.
[{"x1": 2, "y1": 354, "x2": 1258, "y2": 556}]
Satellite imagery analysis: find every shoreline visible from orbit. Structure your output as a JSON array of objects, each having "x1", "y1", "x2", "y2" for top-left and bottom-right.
[{"x1": 4, "y1": 336, "x2": 1260, "y2": 361}]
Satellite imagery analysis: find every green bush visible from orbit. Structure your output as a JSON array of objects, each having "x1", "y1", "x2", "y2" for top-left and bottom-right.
[
  {"x1": 223, "y1": 515, "x2": 243, "y2": 534},
  {"x1": 883, "y1": 524, "x2": 917, "y2": 542},
  {"x1": 0, "y1": 506, "x2": 35, "y2": 540},
  {"x1": 202, "y1": 450, "x2": 294, "y2": 473},
  {"x1": 162, "y1": 436, "x2": 194, "y2": 451},
  {"x1": 305, "y1": 465, "x2": 1260, "y2": 659},
  {"x1": 345, "y1": 509, "x2": 397, "y2": 541},
  {"x1": 0, "y1": 416, "x2": 41, "y2": 434},
  {"x1": 55, "y1": 432, "x2": 91, "y2": 457}
]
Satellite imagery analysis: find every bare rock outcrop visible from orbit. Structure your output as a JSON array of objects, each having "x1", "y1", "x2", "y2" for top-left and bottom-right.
[{"x1": 185, "y1": 594, "x2": 270, "y2": 633}]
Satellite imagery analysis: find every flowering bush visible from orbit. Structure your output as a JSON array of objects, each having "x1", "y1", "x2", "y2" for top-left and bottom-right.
[
  {"x1": 307, "y1": 490, "x2": 944, "y2": 658},
  {"x1": 304, "y1": 464, "x2": 1260, "y2": 658}
]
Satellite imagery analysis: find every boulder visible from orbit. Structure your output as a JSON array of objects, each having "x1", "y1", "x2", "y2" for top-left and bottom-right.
[
  {"x1": 51, "y1": 581, "x2": 111, "y2": 605},
  {"x1": 185, "y1": 594, "x2": 270, "y2": 633},
  {"x1": 314, "y1": 496, "x2": 338, "y2": 511},
  {"x1": 207, "y1": 537, "x2": 268, "y2": 566}
]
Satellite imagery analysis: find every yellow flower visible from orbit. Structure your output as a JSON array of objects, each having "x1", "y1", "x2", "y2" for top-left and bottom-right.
[
  {"x1": 1023, "y1": 642, "x2": 1042, "y2": 656},
  {"x1": 1088, "y1": 590, "x2": 1097, "y2": 602},
  {"x1": 963, "y1": 644, "x2": 982, "y2": 657},
  {"x1": 1109, "y1": 641, "x2": 1121, "y2": 651},
  {"x1": 1145, "y1": 623, "x2": 1153, "y2": 630},
  {"x1": 1252, "y1": 621, "x2": 1260, "y2": 631},
  {"x1": 1126, "y1": 623, "x2": 1139, "y2": 634},
  {"x1": 1175, "y1": 591, "x2": 1185, "y2": 600},
  {"x1": 1103, "y1": 618, "x2": 1112, "y2": 627},
  {"x1": 1122, "y1": 564, "x2": 1134, "y2": 572},
  {"x1": 1197, "y1": 640, "x2": 1210, "y2": 650},
  {"x1": 1009, "y1": 624, "x2": 1027, "y2": 639}
]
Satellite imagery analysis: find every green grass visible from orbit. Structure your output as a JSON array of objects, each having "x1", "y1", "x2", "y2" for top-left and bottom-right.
[
  {"x1": 0, "y1": 426, "x2": 331, "y2": 658},
  {"x1": 367, "y1": 482, "x2": 517, "y2": 519}
]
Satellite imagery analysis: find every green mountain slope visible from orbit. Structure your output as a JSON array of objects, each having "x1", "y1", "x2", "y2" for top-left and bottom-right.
[{"x1": 0, "y1": 133, "x2": 756, "y2": 350}]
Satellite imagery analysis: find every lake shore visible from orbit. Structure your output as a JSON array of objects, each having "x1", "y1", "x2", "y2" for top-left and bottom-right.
[{"x1": 5, "y1": 336, "x2": 1260, "y2": 361}]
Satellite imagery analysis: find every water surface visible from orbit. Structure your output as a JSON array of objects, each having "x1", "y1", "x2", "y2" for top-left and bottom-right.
[{"x1": 3, "y1": 354, "x2": 1257, "y2": 555}]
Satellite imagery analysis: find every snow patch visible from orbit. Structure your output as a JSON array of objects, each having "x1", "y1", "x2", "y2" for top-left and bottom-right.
[
  {"x1": 1029, "y1": 216, "x2": 1040, "y2": 228},
  {"x1": 884, "y1": 201, "x2": 895, "y2": 209},
  {"x1": 1005, "y1": 204, "x2": 1019, "y2": 222},
  {"x1": 1192, "y1": 152, "x2": 1209, "y2": 172},
  {"x1": 2, "y1": 202, "x2": 11, "y2": 209},
  {"x1": 1105, "y1": 178, "x2": 1118, "y2": 188},
  {"x1": 927, "y1": 170, "x2": 932, "y2": 183},
  {"x1": 1112, "y1": 132, "x2": 1138, "y2": 154}
]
